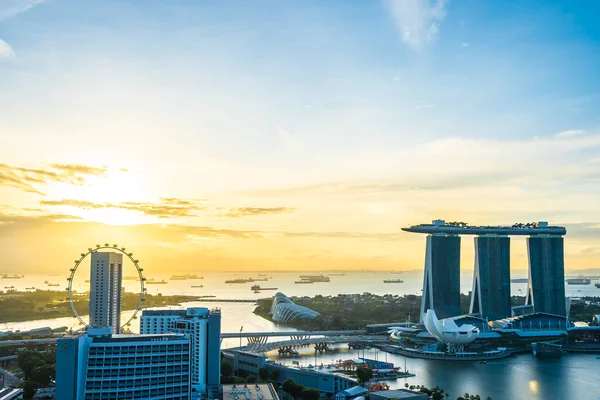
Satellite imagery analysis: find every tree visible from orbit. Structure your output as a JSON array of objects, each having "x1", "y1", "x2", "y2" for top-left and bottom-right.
[
  {"x1": 355, "y1": 366, "x2": 374, "y2": 385},
  {"x1": 282, "y1": 379, "x2": 296, "y2": 400},
  {"x1": 290, "y1": 382, "x2": 305, "y2": 400},
  {"x1": 258, "y1": 368, "x2": 269, "y2": 381},
  {"x1": 31, "y1": 364, "x2": 55, "y2": 387},
  {"x1": 246, "y1": 375, "x2": 257, "y2": 384},
  {"x1": 22, "y1": 381, "x2": 39, "y2": 400},
  {"x1": 221, "y1": 361, "x2": 233, "y2": 377},
  {"x1": 17, "y1": 350, "x2": 46, "y2": 381},
  {"x1": 300, "y1": 388, "x2": 320, "y2": 400}
]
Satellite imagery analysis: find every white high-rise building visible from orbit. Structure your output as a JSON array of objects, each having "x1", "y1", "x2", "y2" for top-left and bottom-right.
[{"x1": 89, "y1": 252, "x2": 123, "y2": 333}]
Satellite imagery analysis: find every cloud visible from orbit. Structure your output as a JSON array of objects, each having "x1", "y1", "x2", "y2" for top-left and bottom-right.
[
  {"x1": 0, "y1": 163, "x2": 110, "y2": 194},
  {"x1": 41, "y1": 198, "x2": 205, "y2": 219},
  {"x1": 0, "y1": 0, "x2": 46, "y2": 20},
  {"x1": 384, "y1": 0, "x2": 448, "y2": 49},
  {"x1": 0, "y1": 39, "x2": 15, "y2": 59},
  {"x1": 221, "y1": 207, "x2": 295, "y2": 218},
  {"x1": 282, "y1": 231, "x2": 403, "y2": 241},
  {"x1": 556, "y1": 129, "x2": 585, "y2": 138}
]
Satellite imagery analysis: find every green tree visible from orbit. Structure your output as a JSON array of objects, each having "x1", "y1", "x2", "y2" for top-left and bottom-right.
[
  {"x1": 300, "y1": 388, "x2": 321, "y2": 400},
  {"x1": 31, "y1": 364, "x2": 55, "y2": 387},
  {"x1": 17, "y1": 350, "x2": 46, "y2": 381},
  {"x1": 355, "y1": 366, "x2": 374, "y2": 385},
  {"x1": 282, "y1": 379, "x2": 296, "y2": 400},
  {"x1": 221, "y1": 361, "x2": 233, "y2": 377},
  {"x1": 258, "y1": 368, "x2": 269, "y2": 381},
  {"x1": 22, "y1": 381, "x2": 39, "y2": 400},
  {"x1": 290, "y1": 382, "x2": 305, "y2": 399},
  {"x1": 246, "y1": 375, "x2": 257, "y2": 383}
]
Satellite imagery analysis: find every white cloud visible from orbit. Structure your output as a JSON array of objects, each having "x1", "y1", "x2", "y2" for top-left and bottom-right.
[
  {"x1": 0, "y1": 39, "x2": 15, "y2": 59},
  {"x1": 461, "y1": 42, "x2": 469, "y2": 47},
  {"x1": 0, "y1": 0, "x2": 45, "y2": 21},
  {"x1": 556, "y1": 129, "x2": 584, "y2": 138},
  {"x1": 384, "y1": 0, "x2": 448, "y2": 50}
]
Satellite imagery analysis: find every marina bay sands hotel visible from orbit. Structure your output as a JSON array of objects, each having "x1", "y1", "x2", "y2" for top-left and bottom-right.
[{"x1": 402, "y1": 220, "x2": 567, "y2": 321}]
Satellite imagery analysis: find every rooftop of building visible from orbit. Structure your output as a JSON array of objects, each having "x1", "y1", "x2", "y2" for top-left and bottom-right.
[
  {"x1": 369, "y1": 389, "x2": 428, "y2": 400},
  {"x1": 336, "y1": 386, "x2": 369, "y2": 397},
  {"x1": 142, "y1": 307, "x2": 218, "y2": 318},
  {"x1": 222, "y1": 384, "x2": 279, "y2": 400},
  {"x1": 402, "y1": 220, "x2": 566, "y2": 236}
]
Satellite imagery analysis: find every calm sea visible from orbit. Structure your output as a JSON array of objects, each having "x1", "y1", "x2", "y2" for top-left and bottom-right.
[{"x1": 2, "y1": 271, "x2": 600, "y2": 399}]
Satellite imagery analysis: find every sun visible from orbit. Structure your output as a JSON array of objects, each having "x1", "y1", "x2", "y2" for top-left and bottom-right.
[{"x1": 43, "y1": 168, "x2": 157, "y2": 226}]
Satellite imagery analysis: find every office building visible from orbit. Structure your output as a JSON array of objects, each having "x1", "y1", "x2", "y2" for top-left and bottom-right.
[
  {"x1": 525, "y1": 236, "x2": 566, "y2": 316},
  {"x1": 421, "y1": 234, "x2": 461, "y2": 319},
  {"x1": 140, "y1": 308, "x2": 221, "y2": 396},
  {"x1": 89, "y1": 252, "x2": 123, "y2": 334},
  {"x1": 56, "y1": 327, "x2": 191, "y2": 400},
  {"x1": 470, "y1": 236, "x2": 511, "y2": 320}
]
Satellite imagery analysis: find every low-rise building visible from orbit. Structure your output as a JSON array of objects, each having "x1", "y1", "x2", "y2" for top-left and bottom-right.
[
  {"x1": 222, "y1": 384, "x2": 279, "y2": 400},
  {"x1": 369, "y1": 389, "x2": 428, "y2": 400}
]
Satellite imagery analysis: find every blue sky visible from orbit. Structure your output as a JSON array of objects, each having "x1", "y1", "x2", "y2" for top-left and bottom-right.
[{"x1": 1, "y1": 0, "x2": 600, "y2": 272}]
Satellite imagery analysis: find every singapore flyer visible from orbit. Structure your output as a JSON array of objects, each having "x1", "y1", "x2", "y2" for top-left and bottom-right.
[{"x1": 66, "y1": 243, "x2": 146, "y2": 332}]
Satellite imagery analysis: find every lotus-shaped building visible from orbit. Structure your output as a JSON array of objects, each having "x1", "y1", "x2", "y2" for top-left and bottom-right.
[
  {"x1": 270, "y1": 292, "x2": 320, "y2": 322},
  {"x1": 424, "y1": 309, "x2": 480, "y2": 352}
]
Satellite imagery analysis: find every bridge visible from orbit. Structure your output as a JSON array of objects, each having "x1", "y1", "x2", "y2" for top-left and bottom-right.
[
  {"x1": 0, "y1": 330, "x2": 368, "y2": 348},
  {"x1": 231, "y1": 334, "x2": 389, "y2": 353}
]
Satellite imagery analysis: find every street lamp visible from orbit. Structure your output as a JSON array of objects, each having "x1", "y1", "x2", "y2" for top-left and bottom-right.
[{"x1": 239, "y1": 326, "x2": 244, "y2": 349}]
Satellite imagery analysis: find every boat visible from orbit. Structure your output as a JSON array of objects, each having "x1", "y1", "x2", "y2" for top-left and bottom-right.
[
  {"x1": 184, "y1": 274, "x2": 203, "y2": 280},
  {"x1": 47, "y1": 283, "x2": 60, "y2": 287},
  {"x1": 25, "y1": 287, "x2": 36, "y2": 290},
  {"x1": 510, "y1": 278, "x2": 528, "y2": 283},
  {"x1": 251, "y1": 285, "x2": 278, "y2": 291},
  {"x1": 4, "y1": 286, "x2": 14, "y2": 289},
  {"x1": 191, "y1": 285, "x2": 204, "y2": 288},
  {"x1": 298, "y1": 275, "x2": 330, "y2": 283},
  {"x1": 169, "y1": 275, "x2": 188, "y2": 280},
  {"x1": 532, "y1": 341, "x2": 562, "y2": 358},
  {"x1": 294, "y1": 280, "x2": 314, "y2": 284},
  {"x1": 595, "y1": 283, "x2": 600, "y2": 288},
  {"x1": 328, "y1": 273, "x2": 345, "y2": 276},
  {"x1": 383, "y1": 279, "x2": 404, "y2": 283},
  {"x1": 1, "y1": 274, "x2": 24, "y2": 279},
  {"x1": 566, "y1": 278, "x2": 591, "y2": 285},
  {"x1": 225, "y1": 278, "x2": 255, "y2": 284},
  {"x1": 146, "y1": 279, "x2": 167, "y2": 285}
]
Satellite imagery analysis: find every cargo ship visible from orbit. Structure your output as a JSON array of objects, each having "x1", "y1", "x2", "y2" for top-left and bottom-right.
[
  {"x1": 225, "y1": 278, "x2": 255, "y2": 284},
  {"x1": 298, "y1": 275, "x2": 330, "y2": 283},
  {"x1": 146, "y1": 279, "x2": 167, "y2": 285},
  {"x1": 383, "y1": 279, "x2": 404, "y2": 283},
  {"x1": 251, "y1": 285, "x2": 278, "y2": 291},
  {"x1": 1, "y1": 274, "x2": 24, "y2": 279},
  {"x1": 566, "y1": 277, "x2": 591, "y2": 285},
  {"x1": 294, "y1": 280, "x2": 314, "y2": 284},
  {"x1": 532, "y1": 341, "x2": 562, "y2": 358}
]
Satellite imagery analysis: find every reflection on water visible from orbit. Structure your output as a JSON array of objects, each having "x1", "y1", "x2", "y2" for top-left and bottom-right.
[{"x1": 267, "y1": 345, "x2": 600, "y2": 400}]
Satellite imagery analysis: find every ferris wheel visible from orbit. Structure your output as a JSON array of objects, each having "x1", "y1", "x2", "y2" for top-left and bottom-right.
[{"x1": 66, "y1": 243, "x2": 146, "y2": 331}]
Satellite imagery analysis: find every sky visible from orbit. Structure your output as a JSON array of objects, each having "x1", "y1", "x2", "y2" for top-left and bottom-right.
[{"x1": 1, "y1": 0, "x2": 600, "y2": 274}]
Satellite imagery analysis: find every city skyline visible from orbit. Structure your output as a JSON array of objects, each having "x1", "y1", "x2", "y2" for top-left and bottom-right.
[{"x1": 2, "y1": 0, "x2": 600, "y2": 273}]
